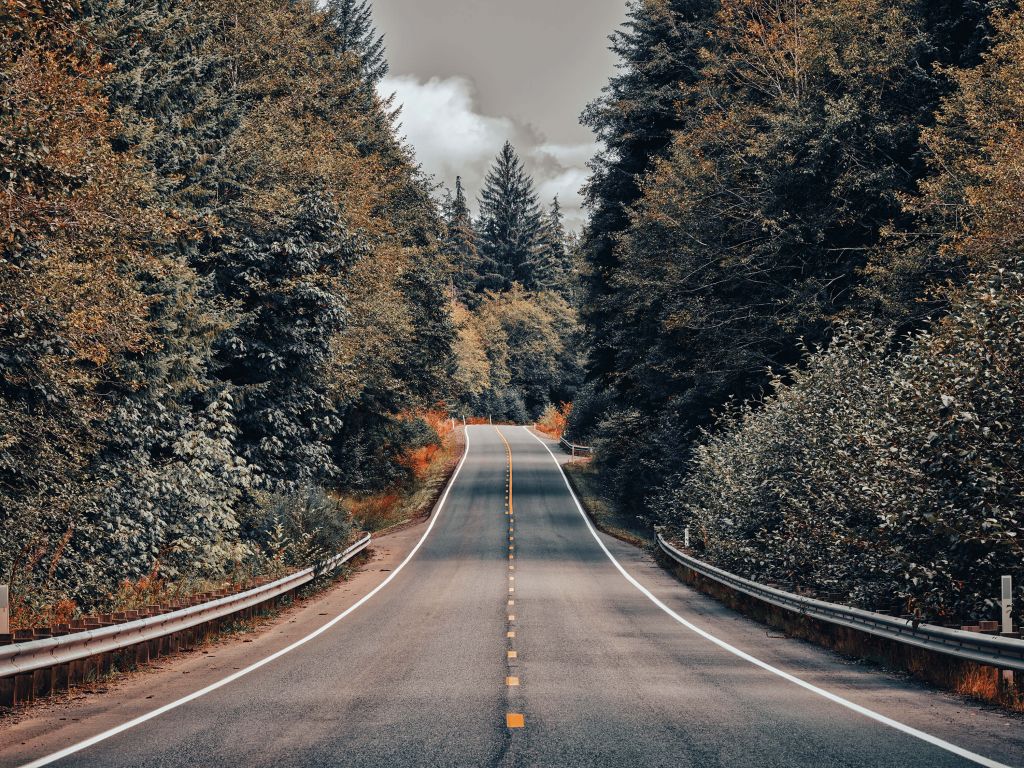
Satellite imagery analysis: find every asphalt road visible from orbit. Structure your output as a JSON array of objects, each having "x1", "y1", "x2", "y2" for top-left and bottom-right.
[{"x1": 7, "y1": 426, "x2": 1021, "y2": 767}]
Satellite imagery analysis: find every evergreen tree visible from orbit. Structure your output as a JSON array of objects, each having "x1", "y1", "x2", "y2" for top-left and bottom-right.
[
  {"x1": 476, "y1": 142, "x2": 544, "y2": 292},
  {"x1": 325, "y1": 0, "x2": 389, "y2": 89},
  {"x1": 580, "y1": 0, "x2": 719, "y2": 383},
  {"x1": 68, "y1": 0, "x2": 253, "y2": 597},
  {"x1": 442, "y1": 176, "x2": 482, "y2": 302},
  {"x1": 535, "y1": 197, "x2": 576, "y2": 301},
  {"x1": 214, "y1": 189, "x2": 352, "y2": 490},
  {"x1": 574, "y1": 0, "x2": 1017, "y2": 522}
]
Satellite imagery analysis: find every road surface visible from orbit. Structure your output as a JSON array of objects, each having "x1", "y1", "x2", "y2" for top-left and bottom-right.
[{"x1": 4, "y1": 426, "x2": 1021, "y2": 767}]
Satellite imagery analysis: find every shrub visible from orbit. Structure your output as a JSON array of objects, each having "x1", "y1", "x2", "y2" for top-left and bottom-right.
[{"x1": 656, "y1": 265, "x2": 1024, "y2": 624}]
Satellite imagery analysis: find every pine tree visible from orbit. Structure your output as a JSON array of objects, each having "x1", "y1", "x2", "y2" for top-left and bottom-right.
[
  {"x1": 476, "y1": 142, "x2": 544, "y2": 293},
  {"x1": 325, "y1": 0, "x2": 389, "y2": 88},
  {"x1": 215, "y1": 188, "x2": 353, "y2": 490},
  {"x1": 535, "y1": 197, "x2": 576, "y2": 301},
  {"x1": 580, "y1": 0, "x2": 719, "y2": 382},
  {"x1": 443, "y1": 176, "x2": 482, "y2": 302}
]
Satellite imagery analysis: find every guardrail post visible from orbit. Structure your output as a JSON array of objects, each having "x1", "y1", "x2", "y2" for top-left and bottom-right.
[
  {"x1": 1002, "y1": 576, "x2": 1013, "y2": 634},
  {"x1": 0, "y1": 585, "x2": 7, "y2": 635},
  {"x1": 1001, "y1": 575, "x2": 1014, "y2": 689}
]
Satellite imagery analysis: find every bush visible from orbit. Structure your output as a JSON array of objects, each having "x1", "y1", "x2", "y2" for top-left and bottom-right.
[
  {"x1": 263, "y1": 485, "x2": 353, "y2": 572},
  {"x1": 656, "y1": 265, "x2": 1024, "y2": 624}
]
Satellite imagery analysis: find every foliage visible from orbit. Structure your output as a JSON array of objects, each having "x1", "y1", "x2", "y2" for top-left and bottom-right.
[
  {"x1": 576, "y1": 0, "x2": 1015, "y2": 520},
  {"x1": 537, "y1": 402, "x2": 572, "y2": 439},
  {"x1": 644, "y1": 7, "x2": 1024, "y2": 624},
  {"x1": 0, "y1": 0, "x2": 456, "y2": 614},
  {"x1": 657, "y1": 266, "x2": 1024, "y2": 622},
  {"x1": 455, "y1": 288, "x2": 583, "y2": 421}
]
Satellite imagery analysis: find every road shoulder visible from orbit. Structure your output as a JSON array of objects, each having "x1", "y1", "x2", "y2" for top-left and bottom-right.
[{"x1": 0, "y1": 520, "x2": 429, "y2": 768}]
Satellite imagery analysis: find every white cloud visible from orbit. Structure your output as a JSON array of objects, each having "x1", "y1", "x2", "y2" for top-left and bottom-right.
[{"x1": 380, "y1": 75, "x2": 596, "y2": 230}]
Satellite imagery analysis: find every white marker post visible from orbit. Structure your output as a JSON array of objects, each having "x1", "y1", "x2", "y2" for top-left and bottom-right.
[
  {"x1": 1001, "y1": 576, "x2": 1013, "y2": 687},
  {"x1": 1003, "y1": 575, "x2": 1014, "y2": 634},
  {"x1": 0, "y1": 584, "x2": 8, "y2": 635},
  {"x1": 684, "y1": 527, "x2": 691, "y2": 549}
]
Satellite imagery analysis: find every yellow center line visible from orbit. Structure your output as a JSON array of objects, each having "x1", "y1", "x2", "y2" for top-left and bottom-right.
[
  {"x1": 506, "y1": 713, "x2": 525, "y2": 728},
  {"x1": 506, "y1": 676, "x2": 520, "y2": 686},
  {"x1": 495, "y1": 426, "x2": 513, "y2": 517}
]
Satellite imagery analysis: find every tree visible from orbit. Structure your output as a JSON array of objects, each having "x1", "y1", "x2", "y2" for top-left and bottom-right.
[
  {"x1": 0, "y1": 0, "x2": 174, "y2": 604},
  {"x1": 325, "y1": 0, "x2": 389, "y2": 89},
  {"x1": 580, "y1": 0, "x2": 719, "y2": 383},
  {"x1": 442, "y1": 177, "x2": 482, "y2": 302},
  {"x1": 476, "y1": 142, "x2": 544, "y2": 293},
  {"x1": 214, "y1": 189, "x2": 352, "y2": 490},
  {"x1": 573, "y1": 0, "x2": 1017, "y2": 520},
  {"x1": 535, "y1": 197, "x2": 577, "y2": 302}
]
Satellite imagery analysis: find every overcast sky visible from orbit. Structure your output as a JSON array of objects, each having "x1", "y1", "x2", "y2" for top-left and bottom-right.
[{"x1": 372, "y1": 0, "x2": 628, "y2": 229}]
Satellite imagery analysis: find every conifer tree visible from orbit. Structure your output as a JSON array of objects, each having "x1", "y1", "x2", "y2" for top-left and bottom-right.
[
  {"x1": 325, "y1": 0, "x2": 389, "y2": 88},
  {"x1": 535, "y1": 197, "x2": 576, "y2": 301},
  {"x1": 580, "y1": 0, "x2": 718, "y2": 381},
  {"x1": 442, "y1": 177, "x2": 482, "y2": 302},
  {"x1": 476, "y1": 142, "x2": 544, "y2": 292},
  {"x1": 215, "y1": 188, "x2": 352, "y2": 490}
]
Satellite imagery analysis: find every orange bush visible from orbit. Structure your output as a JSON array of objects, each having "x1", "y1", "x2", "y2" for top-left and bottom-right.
[{"x1": 537, "y1": 402, "x2": 572, "y2": 439}]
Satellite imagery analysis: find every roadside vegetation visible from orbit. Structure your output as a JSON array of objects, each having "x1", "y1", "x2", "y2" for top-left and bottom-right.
[
  {"x1": 0, "y1": 0, "x2": 460, "y2": 626},
  {"x1": 571, "y1": 0, "x2": 1024, "y2": 627}
]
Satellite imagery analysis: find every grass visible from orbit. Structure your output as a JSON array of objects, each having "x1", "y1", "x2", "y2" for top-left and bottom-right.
[{"x1": 562, "y1": 460, "x2": 653, "y2": 548}]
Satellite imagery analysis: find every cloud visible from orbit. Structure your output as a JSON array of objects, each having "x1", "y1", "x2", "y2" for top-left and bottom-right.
[{"x1": 380, "y1": 75, "x2": 596, "y2": 230}]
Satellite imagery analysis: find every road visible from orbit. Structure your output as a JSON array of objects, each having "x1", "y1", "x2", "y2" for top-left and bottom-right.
[{"x1": 5, "y1": 426, "x2": 1022, "y2": 767}]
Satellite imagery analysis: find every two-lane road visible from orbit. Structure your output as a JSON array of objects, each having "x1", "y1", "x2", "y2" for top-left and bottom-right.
[{"x1": 6, "y1": 426, "x2": 1021, "y2": 767}]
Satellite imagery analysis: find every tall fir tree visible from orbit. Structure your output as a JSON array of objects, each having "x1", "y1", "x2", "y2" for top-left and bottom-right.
[
  {"x1": 535, "y1": 197, "x2": 576, "y2": 301},
  {"x1": 476, "y1": 142, "x2": 544, "y2": 293},
  {"x1": 442, "y1": 176, "x2": 483, "y2": 302},
  {"x1": 580, "y1": 0, "x2": 719, "y2": 384},
  {"x1": 324, "y1": 0, "x2": 389, "y2": 89}
]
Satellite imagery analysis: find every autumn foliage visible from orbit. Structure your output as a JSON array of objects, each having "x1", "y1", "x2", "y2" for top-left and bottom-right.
[{"x1": 1, "y1": 0, "x2": 456, "y2": 617}]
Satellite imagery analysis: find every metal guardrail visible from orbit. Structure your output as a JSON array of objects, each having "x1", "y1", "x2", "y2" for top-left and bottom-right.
[
  {"x1": 658, "y1": 535, "x2": 1024, "y2": 673},
  {"x1": 559, "y1": 436, "x2": 593, "y2": 457},
  {"x1": 0, "y1": 534, "x2": 371, "y2": 681}
]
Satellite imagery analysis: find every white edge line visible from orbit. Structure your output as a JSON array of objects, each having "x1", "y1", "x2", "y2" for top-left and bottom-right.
[
  {"x1": 17, "y1": 427, "x2": 476, "y2": 768},
  {"x1": 523, "y1": 426, "x2": 1013, "y2": 768}
]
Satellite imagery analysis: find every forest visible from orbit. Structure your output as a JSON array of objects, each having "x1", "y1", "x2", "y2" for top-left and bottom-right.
[
  {"x1": 3, "y1": 0, "x2": 1023, "y2": 630},
  {"x1": 570, "y1": 0, "x2": 1024, "y2": 623},
  {"x1": 0, "y1": 0, "x2": 579, "y2": 619}
]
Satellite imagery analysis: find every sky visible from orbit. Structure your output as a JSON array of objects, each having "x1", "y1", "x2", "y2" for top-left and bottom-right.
[{"x1": 371, "y1": 0, "x2": 629, "y2": 229}]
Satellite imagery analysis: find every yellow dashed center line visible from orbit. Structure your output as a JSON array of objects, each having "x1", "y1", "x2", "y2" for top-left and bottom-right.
[{"x1": 496, "y1": 427, "x2": 524, "y2": 733}]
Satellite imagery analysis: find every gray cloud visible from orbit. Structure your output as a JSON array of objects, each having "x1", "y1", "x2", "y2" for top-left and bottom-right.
[{"x1": 381, "y1": 74, "x2": 598, "y2": 230}]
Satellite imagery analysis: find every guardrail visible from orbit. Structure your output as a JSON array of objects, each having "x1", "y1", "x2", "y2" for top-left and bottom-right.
[
  {"x1": 559, "y1": 436, "x2": 593, "y2": 458},
  {"x1": 0, "y1": 534, "x2": 372, "y2": 707},
  {"x1": 657, "y1": 535, "x2": 1024, "y2": 673}
]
